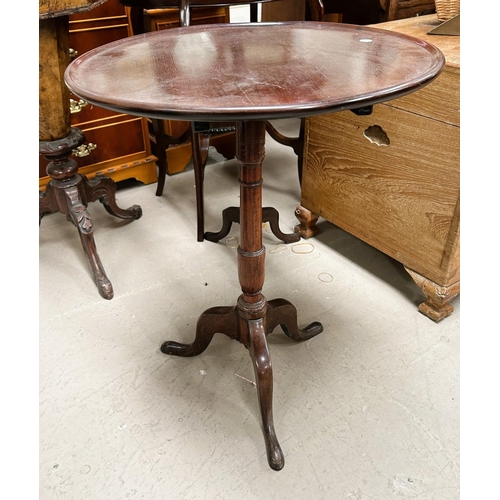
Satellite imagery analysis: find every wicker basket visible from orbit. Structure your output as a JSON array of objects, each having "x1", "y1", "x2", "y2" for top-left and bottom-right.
[{"x1": 434, "y1": 0, "x2": 460, "y2": 22}]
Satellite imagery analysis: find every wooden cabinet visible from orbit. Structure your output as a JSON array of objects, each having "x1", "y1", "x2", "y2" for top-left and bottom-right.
[
  {"x1": 297, "y1": 15, "x2": 459, "y2": 321},
  {"x1": 39, "y1": 0, "x2": 157, "y2": 188}
]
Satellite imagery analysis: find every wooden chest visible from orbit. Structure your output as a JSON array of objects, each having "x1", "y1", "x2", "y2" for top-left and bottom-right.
[{"x1": 297, "y1": 15, "x2": 459, "y2": 321}]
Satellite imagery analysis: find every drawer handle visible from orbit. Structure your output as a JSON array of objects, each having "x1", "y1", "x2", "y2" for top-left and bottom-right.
[
  {"x1": 73, "y1": 143, "x2": 97, "y2": 157},
  {"x1": 69, "y1": 48, "x2": 78, "y2": 60},
  {"x1": 363, "y1": 125, "x2": 390, "y2": 147},
  {"x1": 69, "y1": 98, "x2": 88, "y2": 114}
]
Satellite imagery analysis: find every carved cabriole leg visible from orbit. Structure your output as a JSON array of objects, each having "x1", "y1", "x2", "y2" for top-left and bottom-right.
[
  {"x1": 294, "y1": 204, "x2": 320, "y2": 238},
  {"x1": 161, "y1": 306, "x2": 239, "y2": 356},
  {"x1": 39, "y1": 128, "x2": 113, "y2": 299},
  {"x1": 204, "y1": 206, "x2": 240, "y2": 242},
  {"x1": 39, "y1": 128, "x2": 141, "y2": 300},
  {"x1": 248, "y1": 317, "x2": 284, "y2": 470},
  {"x1": 40, "y1": 169, "x2": 141, "y2": 300},
  {"x1": 266, "y1": 298, "x2": 323, "y2": 341},
  {"x1": 405, "y1": 267, "x2": 460, "y2": 322},
  {"x1": 205, "y1": 206, "x2": 300, "y2": 244},
  {"x1": 64, "y1": 184, "x2": 114, "y2": 300},
  {"x1": 82, "y1": 176, "x2": 142, "y2": 220},
  {"x1": 262, "y1": 207, "x2": 300, "y2": 243}
]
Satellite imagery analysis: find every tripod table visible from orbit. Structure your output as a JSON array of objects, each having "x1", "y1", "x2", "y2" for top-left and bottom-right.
[{"x1": 64, "y1": 21, "x2": 444, "y2": 470}]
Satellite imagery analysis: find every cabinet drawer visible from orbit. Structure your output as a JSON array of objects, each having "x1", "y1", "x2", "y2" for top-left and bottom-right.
[
  {"x1": 69, "y1": 15, "x2": 130, "y2": 57},
  {"x1": 71, "y1": 114, "x2": 148, "y2": 168},
  {"x1": 69, "y1": 92, "x2": 118, "y2": 124},
  {"x1": 144, "y1": 7, "x2": 228, "y2": 31},
  {"x1": 40, "y1": 114, "x2": 148, "y2": 175},
  {"x1": 302, "y1": 103, "x2": 459, "y2": 284}
]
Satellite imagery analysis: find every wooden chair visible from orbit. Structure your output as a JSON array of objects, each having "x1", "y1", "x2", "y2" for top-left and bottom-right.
[{"x1": 120, "y1": 0, "x2": 324, "y2": 242}]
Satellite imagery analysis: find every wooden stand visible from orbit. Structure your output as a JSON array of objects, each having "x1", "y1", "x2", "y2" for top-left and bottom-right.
[
  {"x1": 39, "y1": 4, "x2": 142, "y2": 299},
  {"x1": 39, "y1": 129, "x2": 142, "y2": 299},
  {"x1": 161, "y1": 121, "x2": 323, "y2": 470}
]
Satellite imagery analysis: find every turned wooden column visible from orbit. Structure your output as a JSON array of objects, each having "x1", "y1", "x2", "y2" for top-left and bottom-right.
[{"x1": 237, "y1": 121, "x2": 266, "y2": 310}]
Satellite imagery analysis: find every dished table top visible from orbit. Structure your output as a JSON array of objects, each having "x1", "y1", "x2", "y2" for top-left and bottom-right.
[{"x1": 64, "y1": 21, "x2": 445, "y2": 122}]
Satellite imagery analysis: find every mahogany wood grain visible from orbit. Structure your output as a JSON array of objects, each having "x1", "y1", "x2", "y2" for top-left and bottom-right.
[
  {"x1": 64, "y1": 23, "x2": 444, "y2": 121},
  {"x1": 121, "y1": 0, "x2": 233, "y2": 194},
  {"x1": 64, "y1": 21, "x2": 444, "y2": 469}
]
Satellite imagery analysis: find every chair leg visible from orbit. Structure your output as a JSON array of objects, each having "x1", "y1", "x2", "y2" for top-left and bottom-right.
[
  {"x1": 250, "y1": 3, "x2": 258, "y2": 21},
  {"x1": 191, "y1": 124, "x2": 211, "y2": 242},
  {"x1": 306, "y1": 0, "x2": 325, "y2": 21},
  {"x1": 151, "y1": 118, "x2": 168, "y2": 196},
  {"x1": 297, "y1": 118, "x2": 305, "y2": 185},
  {"x1": 265, "y1": 119, "x2": 305, "y2": 185}
]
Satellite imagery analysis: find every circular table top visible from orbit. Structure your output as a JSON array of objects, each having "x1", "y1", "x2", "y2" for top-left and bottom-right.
[{"x1": 64, "y1": 22, "x2": 445, "y2": 122}]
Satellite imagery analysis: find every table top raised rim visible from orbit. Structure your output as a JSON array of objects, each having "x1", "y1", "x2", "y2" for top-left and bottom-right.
[{"x1": 64, "y1": 21, "x2": 445, "y2": 122}]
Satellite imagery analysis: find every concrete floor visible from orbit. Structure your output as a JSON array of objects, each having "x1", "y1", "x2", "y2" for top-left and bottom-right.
[{"x1": 39, "y1": 118, "x2": 460, "y2": 499}]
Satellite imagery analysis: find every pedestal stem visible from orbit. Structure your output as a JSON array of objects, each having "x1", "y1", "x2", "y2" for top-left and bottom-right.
[{"x1": 236, "y1": 121, "x2": 267, "y2": 307}]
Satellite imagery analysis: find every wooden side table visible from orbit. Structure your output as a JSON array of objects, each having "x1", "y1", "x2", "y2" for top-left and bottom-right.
[
  {"x1": 64, "y1": 21, "x2": 444, "y2": 470},
  {"x1": 39, "y1": 0, "x2": 142, "y2": 300}
]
